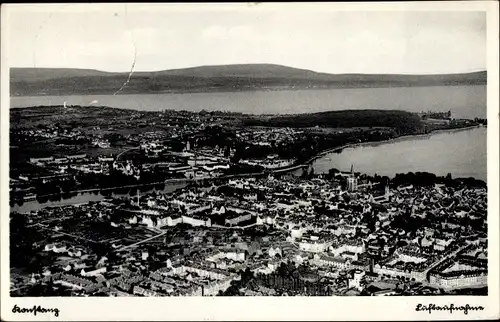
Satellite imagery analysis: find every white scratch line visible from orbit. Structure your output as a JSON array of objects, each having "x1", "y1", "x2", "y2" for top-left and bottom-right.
[{"x1": 113, "y1": 5, "x2": 137, "y2": 96}]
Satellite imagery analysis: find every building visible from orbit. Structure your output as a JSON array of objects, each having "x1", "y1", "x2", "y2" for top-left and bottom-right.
[
  {"x1": 81, "y1": 267, "x2": 107, "y2": 277},
  {"x1": 429, "y1": 271, "x2": 487, "y2": 289},
  {"x1": 29, "y1": 156, "x2": 54, "y2": 164},
  {"x1": 373, "y1": 289, "x2": 397, "y2": 296},
  {"x1": 348, "y1": 270, "x2": 365, "y2": 291},
  {"x1": 224, "y1": 213, "x2": 252, "y2": 226},
  {"x1": 347, "y1": 165, "x2": 358, "y2": 192},
  {"x1": 182, "y1": 215, "x2": 211, "y2": 227},
  {"x1": 67, "y1": 154, "x2": 87, "y2": 161},
  {"x1": 330, "y1": 242, "x2": 365, "y2": 256},
  {"x1": 313, "y1": 254, "x2": 349, "y2": 270},
  {"x1": 298, "y1": 236, "x2": 329, "y2": 253}
]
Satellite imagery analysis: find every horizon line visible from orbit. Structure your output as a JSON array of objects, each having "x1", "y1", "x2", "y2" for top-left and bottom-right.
[{"x1": 10, "y1": 63, "x2": 487, "y2": 77}]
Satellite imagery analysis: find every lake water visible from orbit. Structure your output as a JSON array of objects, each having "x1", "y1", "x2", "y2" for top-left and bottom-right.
[
  {"x1": 312, "y1": 126, "x2": 487, "y2": 182},
  {"x1": 11, "y1": 85, "x2": 486, "y2": 119},
  {"x1": 11, "y1": 182, "x2": 187, "y2": 214},
  {"x1": 10, "y1": 85, "x2": 487, "y2": 211}
]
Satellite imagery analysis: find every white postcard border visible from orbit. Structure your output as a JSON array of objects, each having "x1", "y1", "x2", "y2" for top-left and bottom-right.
[{"x1": 1, "y1": 2, "x2": 499, "y2": 321}]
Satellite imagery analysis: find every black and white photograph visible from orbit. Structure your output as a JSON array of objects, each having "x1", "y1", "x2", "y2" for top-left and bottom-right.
[{"x1": 1, "y1": 2, "x2": 498, "y2": 321}]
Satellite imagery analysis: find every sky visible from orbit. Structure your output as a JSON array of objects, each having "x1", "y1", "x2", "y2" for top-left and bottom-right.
[{"x1": 5, "y1": 4, "x2": 487, "y2": 75}]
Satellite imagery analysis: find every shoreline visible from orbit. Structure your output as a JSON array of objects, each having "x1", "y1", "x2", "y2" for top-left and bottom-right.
[
  {"x1": 303, "y1": 124, "x2": 484, "y2": 165},
  {"x1": 10, "y1": 83, "x2": 487, "y2": 99},
  {"x1": 37, "y1": 124, "x2": 485, "y2": 197},
  {"x1": 11, "y1": 125, "x2": 484, "y2": 212}
]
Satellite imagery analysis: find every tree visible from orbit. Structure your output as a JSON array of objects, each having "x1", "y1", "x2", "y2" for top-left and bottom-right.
[
  {"x1": 223, "y1": 281, "x2": 241, "y2": 296},
  {"x1": 361, "y1": 213, "x2": 377, "y2": 232},
  {"x1": 26, "y1": 253, "x2": 44, "y2": 275},
  {"x1": 277, "y1": 263, "x2": 288, "y2": 277},
  {"x1": 327, "y1": 168, "x2": 340, "y2": 179},
  {"x1": 231, "y1": 146, "x2": 244, "y2": 163},
  {"x1": 308, "y1": 167, "x2": 315, "y2": 179},
  {"x1": 242, "y1": 267, "x2": 254, "y2": 284},
  {"x1": 11, "y1": 214, "x2": 42, "y2": 269}
]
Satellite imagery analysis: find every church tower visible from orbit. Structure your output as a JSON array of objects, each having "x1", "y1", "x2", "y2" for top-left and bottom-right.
[
  {"x1": 347, "y1": 164, "x2": 358, "y2": 192},
  {"x1": 134, "y1": 190, "x2": 140, "y2": 207}
]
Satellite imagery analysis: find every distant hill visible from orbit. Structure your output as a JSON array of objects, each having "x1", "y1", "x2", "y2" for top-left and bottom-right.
[
  {"x1": 10, "y1": 64, "x2": 487, "y2": 96},
  {"x1": 10, "y1": 68, "x2": 113, "y2": 82}
]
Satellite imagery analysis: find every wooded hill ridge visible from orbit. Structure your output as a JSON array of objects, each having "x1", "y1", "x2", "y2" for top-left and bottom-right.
[
  {"x1": 11, "y1": 64, "x2": 487, "y2": 96},
  {"x1": 242, "y1": 109, "x2": 424, "y2": 135}
]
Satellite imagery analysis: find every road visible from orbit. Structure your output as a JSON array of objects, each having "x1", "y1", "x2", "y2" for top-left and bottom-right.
[
  {"x1": 116, "y1": 146, "x2": 140, "y2": 161},
  {"x1": 10, "y1": 283, "x2": 33, "y2": 292},
  {"x1": 37, "y1": 225, "x2": 100, "y2": 244},
  {"x1": 118, "y1": 231, "x2": 168, "y2": 251},
  {"x1": 27, "y1": 216, "x2": 71, "y2": 228},
  {"x1": 424, "y1": 244, "x2": 470, "y2": 275}
]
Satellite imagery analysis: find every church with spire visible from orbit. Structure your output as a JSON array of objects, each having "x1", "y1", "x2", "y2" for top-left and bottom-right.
[{"x1": 346, "y1": 164, "x2": 358, "y2": 192}]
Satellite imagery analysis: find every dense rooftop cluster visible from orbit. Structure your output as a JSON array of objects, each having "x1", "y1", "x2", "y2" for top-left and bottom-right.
[
  {"x1": 11, "y1": 169, "x2": 487, "y2": 297},
  {"x1": 10, "y1": 106, "x2": 487, "y2": 297}
]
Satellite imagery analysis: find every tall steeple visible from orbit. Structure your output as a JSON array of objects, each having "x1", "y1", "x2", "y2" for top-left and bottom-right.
[{"x1": 347, "y1": 164, "x2": 357, "y2": 192}]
